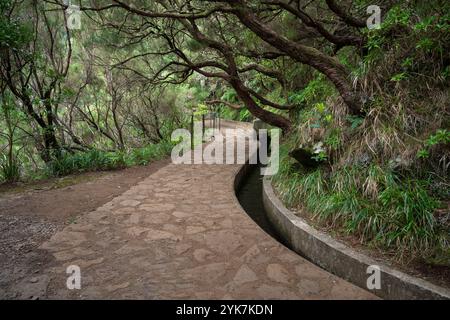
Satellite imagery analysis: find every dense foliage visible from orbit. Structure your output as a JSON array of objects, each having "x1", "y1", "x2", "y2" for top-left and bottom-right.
[{"x1": 0, "y1": 0, "x2": 448, "y2": 263}]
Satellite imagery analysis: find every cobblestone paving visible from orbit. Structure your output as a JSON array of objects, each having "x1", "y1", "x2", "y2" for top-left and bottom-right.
[{"x1": 31, "y1": 123, "x2": 376, "y2": 299}]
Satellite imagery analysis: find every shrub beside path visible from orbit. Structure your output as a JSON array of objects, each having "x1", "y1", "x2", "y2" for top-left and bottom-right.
[{"x1": 28, "y1": 122, "x2": 376, "y2": 299}]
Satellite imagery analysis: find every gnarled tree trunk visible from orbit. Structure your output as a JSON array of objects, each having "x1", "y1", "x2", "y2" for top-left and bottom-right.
[{"x1": 230, "y1": 2, "x2": 363, "y2": 115}]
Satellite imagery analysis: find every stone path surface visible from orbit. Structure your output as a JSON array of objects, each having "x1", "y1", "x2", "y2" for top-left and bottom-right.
[{"x1": 30, "y1": 122, "x2": 376, "y2": 299}]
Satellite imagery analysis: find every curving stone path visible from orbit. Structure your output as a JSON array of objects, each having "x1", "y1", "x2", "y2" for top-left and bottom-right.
[{"x1": 30, "y1": 122, "x2": 376, "y2": 299}]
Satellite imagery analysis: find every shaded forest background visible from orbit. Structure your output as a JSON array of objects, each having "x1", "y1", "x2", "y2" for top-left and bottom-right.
[{"x1": 0, "y1": 1, "x2": 449, "y2": 265}]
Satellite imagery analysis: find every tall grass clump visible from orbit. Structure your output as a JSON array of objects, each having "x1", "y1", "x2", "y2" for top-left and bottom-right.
[
  {"x1": 47, "y1": 149, "x2": 127, "y2": 177},
  {"x1": 128, "y1": 140, "x2": 173, "y2": 165},
  {"x1": 0, "y1": 155, "x2": 21, "y2": 183},
  {"x1": 47, "y1": 140, "x2": 173, "y2": 177},
  {"x1": 273, "y1": 146, "x2": 446, "y2": 260}
]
